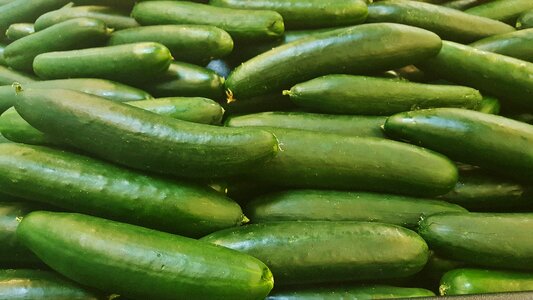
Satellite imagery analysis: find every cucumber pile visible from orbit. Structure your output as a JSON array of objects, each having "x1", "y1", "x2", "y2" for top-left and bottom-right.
[{"x1": 0, "y1": 0, "x2": 532, "y2": 299}]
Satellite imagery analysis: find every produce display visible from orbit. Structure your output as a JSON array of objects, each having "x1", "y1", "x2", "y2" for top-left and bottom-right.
[{"x1": 0, "y1": 0, "x2": 532, "y2": 299}]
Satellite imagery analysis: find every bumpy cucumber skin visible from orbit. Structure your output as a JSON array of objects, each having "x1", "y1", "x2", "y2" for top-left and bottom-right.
[
  {"x1": 418, "y1": 212, "x2": 533, "y2": 270},
  {"x1": 517, "y1": 9, "x2": 533, "y2": 29},
  {"x1": 225, "y1": 23, "x2": 442, "y2": 101},
  {"x1": 17, "y1": 211, "x2": 274, "y2": 300},
  {"x1": 464, "y1": 0, "x2": 533, "y2": 23},
  {"x1": 266, "y1": 285, "x2": 435, "y2": 300},
  {"x1": 202, "y1": 221, "x2": 429, "y2": 285},
  {"x1": 470, "y1": 29, "x2": 533, "y2": 63},
  {"x1": 440, "y1": 268, "x2": 533, "y2": 295},
  {"x1": 5, "y1": 23, "x2": 34, "y2": 41},
  {"x1": 0, "y1": 143, "x2": 245, "y2": 237},
  {"x1": 14, "y1": 88, "x2": 278, "y2": 179}
]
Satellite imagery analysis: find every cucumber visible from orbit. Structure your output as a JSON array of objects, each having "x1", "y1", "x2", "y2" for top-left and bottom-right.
[
  {"x1": 517, "y1": 9, "x2": 533, "y2": 29},
  {"x1": 440, "y1": 268, "x2": 533, "y2": 295},
  {"x1": 469, "y1": 29, "x2": 533, "y2": 62},
  {"x1": 442, "y1": 0, "x2": 493, "y2": 11},
  {"x1": 242, "y1": 127, "x2": 457, "y2": 196},
  {"x1": 0, "y1": 44, "x2": 5, "y2": 66},
  {"x1": 225, "y1": 112, "x2": 386, "y2": 138},
  {"x1": 0, "y1": 269, "x2": 102, "y2": 300},
  {"x1": 0, "y1": 108, "x2": 51, "y2": 145},
  {"x1": 132, "y1": 1, "x2": 284, "y2": 41},
  {"x1": 202, "y1": 221, "x2": 429, "y2": 285},
  {"x1": 418, "y1": 212, "x2": 533, "y2": 270},
  {"x1": 209, "y1": 0, "x2": 368, "y2": 29},
  {"x1": 267, "y1": 285, "x2": 435, "y2": 299},
  {"x1": 285, "y1": 75, "x2": 482, "y2": 115},
  {"x1": 477, "y1": 95, "x2": 500, "y2": 114},
  {"x1": 246, "y1": 189, "x2": 467, "y2": 228},
  {"x1": 33, "y1": 42, "x2": 172, "y2": 84},
  {"x1": 225, "y1": 23, "x2": 442, "y2": 101},
  {"x1": 17, "y1": 211, "x2": 274, "y2": 300},
  {"x1": 384, "y1": 108, "x2": 533, "y2": 181},
  {"x1": 5, "y1": 23, "x2": 34, "y2": 41},
  {"x1": 0, "y1": 65, "x2": 36, "y2": 86},
  {"x1": 366, "y1": 0, "x2": 515, "y2": 43},
  {"x1": 464, "y1": 0, "x2": 533, "y2": 23},
  {"x1": 108, "y1": 25, "x2": 233, "y2": 64},
  {"x1": 0, "y1": 143, "x2": 246, "y2": 237},
  {"x1": 0, "y1": 134, "x2": 9, "y2": 144},
  {"x1": 417, "y1": 41, "x2": 533, "y2": 108},
  {"x1": 34, "y1": 5, "x2": 139, "y2": 31},
  {"x1": 14, "y1": 88, "x2": 278, "y2": 178},
  {"x1": 73, "y1": 0, "x2": 134, "y2": 9},
  {"x1": 0, "y1": 0, "x2": 70, "y2": 37},
  {"x1": 4, "y1": 18, "x2": 111, "y2": 72}
]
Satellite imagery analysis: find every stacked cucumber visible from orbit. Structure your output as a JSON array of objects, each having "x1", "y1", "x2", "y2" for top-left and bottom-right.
[{"x1": 0, "y1": 0, "x2": 532, "y2": 299}]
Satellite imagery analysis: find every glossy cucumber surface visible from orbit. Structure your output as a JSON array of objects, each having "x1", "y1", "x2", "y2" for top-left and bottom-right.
[
  {"x1": 5, "y1": 23, "x2": 34, "y2": 41},
  {"x1": 469, "y1": 29, "x2": 533, "y2": 62},
  {"x1": 464, "y1": 0, "x2": 533, "y2": 23},
  {"x1": 440, "y1": 268, "x2": 533, "y2": 295}
]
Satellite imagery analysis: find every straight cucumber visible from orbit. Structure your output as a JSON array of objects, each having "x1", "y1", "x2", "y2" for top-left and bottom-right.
[
  {"x1": 225, "y1": 23, "x2": 442, "y2": 101},
  {"x1": 202, "y1": 221, "x2": 429, "y2": 285},
  {"x1": 17, "y1": 211, "x2": 274, "y2": 300},
  {"x1": 14, "y1": 88, "x2": 278, "y2": 178},
  {"x1": 464, "y1": 0, "x2": 533, "y2": 23},
  {"x1": 440, "y1": 268, "x2": 533, "y2": 295},
  {"x1": 517, "y1": 9, "x2": 533, "y2": 29},
  {"x1": 267, "y1": 285, "x2": 435, "y2": 299},
  {"x1": 5, "y1": 23, "x2": 34, "y2": 41},
  {"x1": 470, "y1": 29, "x2": 533, "y2": 62},
  {"x1": 442, "y1": 0, "x2": 493, "y2": 11},
  {"x1": 0, "y1": 0, "x2": 70, "y2": 37},
  {"x1": 367, "y1": 0, "x2": 514, "y2": 43}
]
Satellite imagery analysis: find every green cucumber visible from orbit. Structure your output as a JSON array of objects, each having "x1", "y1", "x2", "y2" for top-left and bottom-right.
[
  {"x1": 14, "y1": 88, "x2": 278, "y2": 178},
  {"x1": 464, "y1": 0, "x2": 533, "y2": 23},
  {"x1": 517, "y1": 9, "x2": 533, "y2": 29},
  {"x1": 417, "y1": 41, "x2": 533, "y2": 108},
  {"x1": 209, "y1": 0, "x2": 367, "y2": 29},
  {"x1": 17, "y1": 211, "x2": 274, "y2": 300},
  {"x1": 418, "y1": 212, "x2": 533, "y2": 270},
  {"x1": 4, "y1": 18, "x2": 111, "y2": 72},
  {"x1": 285, "y1": 75, "x2": 482, "y2": 115},
  {"x1": 0, "y1": 134, "x2": 9, "y2": 144},
  {"x1": 385, "y1": 108, "x2": 533, "y2": 181},
  {"x1": 108, "y1": 25, "x2": 233, "y2": 64},
  {"x1": 202, "y1": 221, "x2": 429, "y2": 285},
  {"x1": 440, "y1": 268, "x2": 533, "y2": 295},
  {"x1": 477, "y1": 95, "x2": 500, "y2": 114},
  {"x1": 225, "y1": 111, "x2": 386, "y2": 138},
  {"x1": 0, "y1": 108, "x2": 51, "y2": 145},
  {"x1": 5, "y1": 23, "x2": 34, "y2": 41},
  {"x1": 367, "y1": 0, "x2": 515, "y2": 43},
  {"x1": 0, "y1": 143, "x2": 246, "y2": 236},
  {"x1": 0, "y1": 65, "x2": 36, "y2": 87},
  {"x1": 442, "y1": 0, "x2": 493, "y2": 11},
  {"x1": 0, "y1": 0, "x2": 70, "y2": 37},
  {"x1": 246, "y1": 189, "x2": 467, "y2": 228},
  {"x1": 34, "y1": 5, "x2": 139, "y2": 31},
  {"x1": 0, "y1": 269, "x2": 102, "y2": 300},
  {"x1": 469, "y1": 29, "x2": 533, "y2": 62},
  {"x1": 132, "y1": 1, "x2": 284, "y2": 41},
  {"x1": 225, "y1": 23, "x2": 442, "y2": 101},
  {"x1": 33, "y1": 42, "x2": 172, "y2": 84},
  {"x1": 242, "y1": 127, "x2": 457, "y2": 196},
  {"x1": 267, "y1": 285, "x2": 435, "y2": 299}
]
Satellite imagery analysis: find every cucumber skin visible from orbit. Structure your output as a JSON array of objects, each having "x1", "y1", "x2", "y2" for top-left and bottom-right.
[
  {"x1": 440, "y1": 268, "x2": 533, "y2": 295},
  {"x1": 266, "y1": 285, "x2": 435, "y2": 300},
  {"x1": 17, "y1": 211, "x2": 274, "y2": 300},
  {"x1": 225, "y1": 23, "x2": 442, "y2": 101},
  {"x1": 367, "y1": 0, "x2": 514, "y2": 43},
  {"x1": 384, "y1": 108, "x2": 533, "y2": 181},
  {"x1": 469, "y1": 29, "x2": 533, "y2": 63},
  {"x1": 202, "y1": 221, "x2": 429, "y2": 285},
  {"x1": 14, "y1": 88, "x2": 278, "y2": 179},
  {"x1": 477, "y1": 95, "x2": 500, "y2": 114},
  {"x1": 464, "y1": 0, "x2": 533, "y2": 23},
  {"x1": 0, "y1": 44, "x2": 5, "y2": 66},
  {"x1": 418, "y1": 212, "x2": 533, "y2": 270},
  {"x1": 0, "y1": 143, "x2": 245, "y2": 237},
  {"x1": 442, "y1": 0, "x2": 492, "y2": 11},
  {"x1": 0, "y1": 65, "x2": 36, "y2": 85},
  {"x1": 5, "y1": 23, "x2": 34, "y2": 41},
  {"x1": 517, "y1": 9, "x2": 533, "y2": 29}
]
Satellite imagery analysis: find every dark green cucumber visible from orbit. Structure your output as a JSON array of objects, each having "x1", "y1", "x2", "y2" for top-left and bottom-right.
[
  {"x1": 367, "y1": 0, "x2": 514, "y2": 43},
  {"x1": 285, "y1": 75, "x2": 482, "y2": 115},
  {"x1": 141, "y1": 61, "x2": 225, "y2": 100},
  {"x1": 14, "y1": 88, "x2": 278, "y2": 178},
  {"x1": 246, "y1": 189, "x2": 467, "y2": 228},
  {"x1": 243, "y1": 128, "x2": 457, "y2": 196},
  {"x1": 225, "y1": 23, "x2": 442, "y2": 101},
  {"x1": 108, "y1": 25, "x2": 233, "y2": 64},
  {"x1": 267, "y1": 285, "x2": 435, "y2": 299},
  {"x1": 418, "y1": 212, "x2": 533, "y2": 270},
  {"x1": 226, "y1": 111, "x2": 386, "y2": 137},
  {"x1": 33, "y1": 42, "x2": 172, "y2": 84},
  {"x1": 5, "y1": 18, "x2": 111, "y2": 72},
  {"x1": 5, "y1": 23, "x2": 34, "y2": 41},
  {"x1": 132, "y1": 1, "x2": 284, "y2": 41},
  {"x1": 477, "y1": 95, "x2": 500, "y2": 114},
  {"x1": 0, "y1": 0, "x2": 70, "y2": 37},
  {"x1": 34, "y1": 5, "x2": 139, "y2": 31},
  {"x1": 0, "y1": 269, "x2": 101, "y2": 300},
  {"x1": 469, "y1": 29, "x2": 533, "y2": 62},
  {"x1": 202, "y1": 221, "x2": 429, "y2": 285},
  {"x1": 209, "y1": 0, "x2": 367, "y2": 29},
  {"x1": 417, "y1": 41, "x2": 533, "y2": 108},
  {"x1": 440, "y1": 268, "x2": 533, "y2": 295},
  {"x1": 464, "y1": 0, "x2": 533, "y2": 23},
  {"x1": 442, "y1": 0, "x2": 492, "y2": 11},
  {"x1": 517, "y1": 9, "x2": 533, "y2": 29},
  {"x1": 0, "y1": 143, "x2": 246, "y2": 236}
]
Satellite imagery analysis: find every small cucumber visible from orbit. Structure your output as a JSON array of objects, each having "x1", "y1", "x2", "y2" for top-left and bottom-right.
[
  {"x1": 267, "y1": 285, "x2": 435, "y2": 299},
  {"x1": 442, "y1": 0, "x2": 493, "y2": 11},
  {"x1": 33, "y1": 42, "x2": 172, "y2": 84},
  {"x1": 440, "y1": 268, "x2": 533, "y2": 295},
  {"x1": 17, "y1": 211, "x2": 274, "y2": 300},
  {"x1": 469, "y1": 29, "x2": 533, "y2": 62},
  {"x1": 0, "y1": 0, "x2": 70, "y2": 37},
  {"x1": 517, "y1": 9, "x2": 533, "y2": 29},
  {"x1": 202, "y1": 221, "x2": 429, "y2": 285},
  {"x1": 464, "y1": 0, "x2": 533, "y2": 23},
  {"x1": 5, "y1": 23, "x2": 34, "y2": 41}
]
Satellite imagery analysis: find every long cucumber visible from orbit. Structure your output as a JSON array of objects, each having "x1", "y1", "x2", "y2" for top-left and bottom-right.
[{"x1": 469, "y1": 29, "x2": 533, "y2": 62}]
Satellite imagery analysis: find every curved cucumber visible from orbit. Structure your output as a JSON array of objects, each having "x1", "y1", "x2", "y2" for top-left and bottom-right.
[
  {"x1": 202, "y1": 221, "x2": 429, "y2": 285},
  {"x1": 286, "y1": 75, "x2": 482, "y2": 115},
  {"x1": 442, "y1": 0, "x2": 493, "y2": 11},
  {"x1": 469, "y1": 29, "x2": 533, "y2": 63},
  {"x1": 109, "y1": 25, "x2": 233, "y2": 64},
  {"x1": 247, "y1": 189, "x2": 467, "y2": 228},
  {"x1": 517, "y1": 9, "x2": 533, "y2": 29},
  {"x1": 267, "y1": 285, "x2": 435, "y2": 299},
  {"x1": 225, "y1": 23, "x2": 442, "y2": 101},
  {"x1": 17, "y1": 211, "x2": 274, "y2": 300},
  {"x1": 418, "y1": 212, "x2": 533, "y2": 270},
  {"x1": 5, "y1": 23, "x2": 34, "y2": 41},
  {"x1": 464, "y1": 0, "x2": 533, "y2": 23},
  {"x1": 33, "y1": 42, "x2": 172, "y2": 84},
  {"x1": 367, "y1": 0, "x2": 514, "y2": 43},
  {"x1": 14, "y1": 88, "x2": 278, "y2": 178},
  {"x1": 0, "y1": 143, "x2": 246, "y2": 237},
  {"x1": 0, "y1": 0, "x2": 70, "y2": 37},
  {"x1": 440, "y1": 268, "x2": 533, "y2": 295}
]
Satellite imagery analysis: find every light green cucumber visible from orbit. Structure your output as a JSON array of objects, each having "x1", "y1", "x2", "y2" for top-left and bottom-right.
[
  {"x1": 5, "y1": 23, "x2": 34, "y2": 41},
  {"x1": 464, "y1": 0, "x2": 533, "y2": 23}
]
